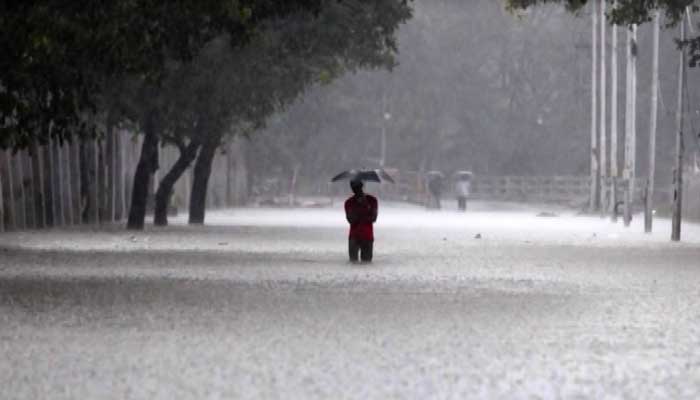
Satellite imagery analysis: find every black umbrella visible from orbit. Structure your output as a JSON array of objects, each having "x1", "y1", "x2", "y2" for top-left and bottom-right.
[{"x1": 331, "y1": 169, "x2": 395, "y2": 184}]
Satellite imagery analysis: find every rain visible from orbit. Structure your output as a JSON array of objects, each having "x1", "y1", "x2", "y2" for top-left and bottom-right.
[{"x1": 1, "y1": 0, "x2": 700, "y2": 399}]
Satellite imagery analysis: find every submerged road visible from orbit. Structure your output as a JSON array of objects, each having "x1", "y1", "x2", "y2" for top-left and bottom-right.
[{"x1": 1, "y1": 204, "x2": 699, "y2": 399}]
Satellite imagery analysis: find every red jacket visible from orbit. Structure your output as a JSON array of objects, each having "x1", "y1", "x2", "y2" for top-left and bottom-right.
[{"x1": 344, "y1": 194, "x2": 378, "y2": 240}]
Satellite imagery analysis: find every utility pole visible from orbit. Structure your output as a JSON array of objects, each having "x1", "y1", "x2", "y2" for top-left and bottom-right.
[
  {"x1": 590, "y1": 0, "x2": 600, "y2": 212},
  {"x1": 599, "y1": 0, "x2": 607, "y2": 216},
  {"x1": 623, "y1": 24, "x2": 637, "y2": 227},
  {"x1": 645, "y1": 11, "x2": 660, "y2": 233},
  {"x1": 610, "y1": 0, "x2": 619, "y2": 221},
  {"x1": 672, "y1": 16, "x2": 686, "y2": 242}
]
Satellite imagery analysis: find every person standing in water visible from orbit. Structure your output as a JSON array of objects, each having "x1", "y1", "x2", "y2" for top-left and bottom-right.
[{"x1": 344, "y1": 179, "x2": 378, "y2": 262}]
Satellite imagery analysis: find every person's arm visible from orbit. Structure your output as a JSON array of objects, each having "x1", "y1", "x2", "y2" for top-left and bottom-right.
[
  {"x1": 368, "y1": 197, "x2": 378, "y2": 223},
  {"x1": 345, "y1": 200, "x2": 358, "y2": 224}
]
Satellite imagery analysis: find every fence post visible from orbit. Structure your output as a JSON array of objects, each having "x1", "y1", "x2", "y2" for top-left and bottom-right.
[
  {"x1": 63, "y1": 142, "x2": 74, "y2": 225},
  {"x1": 37, "y1": 142, "x2": 53, "y2": 228},
  {"x1": 0, "y1": 155, "x2": 4, "y2": 233},
  {"x1": 114, "y1": 130, "x2": 124, "y2": 221},
  {"x1": 70, "y1": 141, "x2": 81, "y2": 224},
  {"x1": 0, "y1": 149, "x2": 9, "y2": 231}
]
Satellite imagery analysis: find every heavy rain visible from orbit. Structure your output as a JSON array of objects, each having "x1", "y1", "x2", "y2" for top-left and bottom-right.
[{"x1": 1, "y1": 0, "x2": 700, "y2": 399}]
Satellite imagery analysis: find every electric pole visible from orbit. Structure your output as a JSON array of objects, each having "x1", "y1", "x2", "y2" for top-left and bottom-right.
[
  {"x1": 645, "y1": 11, "x2": 660, "y2": 233},
  {"x1": 610, "y1": 0, "x2": 619, "y2": 221},
  {"x1": 672, "y1": 16, "x2": 686, "y2": 242},
  {"x1": 590, "y1": 0, "x2": 600, "y2": 212},
  {"x1": 599, "y1": 0, "x2": 608, "y2": 216},
  {"x1": 623, "y1": 24, "x2": 637, "y2": 227}
]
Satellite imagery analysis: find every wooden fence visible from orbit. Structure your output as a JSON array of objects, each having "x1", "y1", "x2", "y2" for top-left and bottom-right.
[
  {"x1": 0, "y1": 130, "x2": 141, "y2": 232},
  {"x1": 0, "y1": 132, "x2": 250, "y2": 232}
]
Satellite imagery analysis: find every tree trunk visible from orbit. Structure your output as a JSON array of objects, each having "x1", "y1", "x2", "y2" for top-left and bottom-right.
[
  {"x1": 154, "y1": 141, "x2": 201, "y2": 226},
  {"x1": 127, "y1": 117, "x2": 160, "y2": 230},
  {"x1": 188, "y1": 139, "x2": 218, "y2": 225}
]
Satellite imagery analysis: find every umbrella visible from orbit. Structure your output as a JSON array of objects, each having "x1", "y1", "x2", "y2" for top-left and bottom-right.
[
  {"x1": 454, "y1": 170, "x2": 473, "y2": 179},
  {"x1": 331, "y1": 169, "x2": 395, "y2": 184},
  {"x1": 426, "y1": 170, "x2": 445, "y2": 179}
]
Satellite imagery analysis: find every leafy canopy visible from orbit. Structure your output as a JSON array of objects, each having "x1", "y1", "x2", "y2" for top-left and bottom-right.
[{"x1": 0, "y1": 0, "x2": 326, "y2": 150}]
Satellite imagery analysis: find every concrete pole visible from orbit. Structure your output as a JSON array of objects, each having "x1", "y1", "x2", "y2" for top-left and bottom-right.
[
  {"x1": 610, "y1": 1, "x2": 619, "y2": 221},
  {"x1": 590, "y1": 0, "x2": 600, "y2": 212},
  {"x1": 625, "y1": 24, "x2": 638, "y2": 226},
  {"x1": 645, "y1": 11, "x2": 660, "y2": 233},
  {"x1": 599, "y1": 0, "x2": 607, "y2": 216},
  {"x1": 672, "y1": 17, "x2": 686, "y2": 242},
  {"x1": 623, "y1": 24, "x2": 637, "y2": 227}
]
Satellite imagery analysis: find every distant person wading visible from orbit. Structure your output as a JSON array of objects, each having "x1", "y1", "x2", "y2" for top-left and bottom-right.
[{"x1": 344, "y1": 180, "x2": 378, "y2": 263}]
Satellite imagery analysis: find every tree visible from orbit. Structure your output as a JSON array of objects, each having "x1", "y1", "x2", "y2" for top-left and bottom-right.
[
  {"x1": 0, "y1": 1, "x2": 336, "y2": 230},
  {"x1": 0, "y1": 1, "x2": 330, "y2": 152},
  {"x1": 506, "y1": 1, "x2": 698, "y2": 33},
  {"x1": 145, "y1": 0, "x2": 413, "y2": 226},
  {"x1": 116, "y1": 1, "x2": 352, "y2": 230},
  {"x1": 249, "y1": 0, "x2": 594, "y2": 189}
]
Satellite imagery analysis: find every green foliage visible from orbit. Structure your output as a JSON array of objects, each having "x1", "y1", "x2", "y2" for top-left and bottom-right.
[
  {"x1": 153, "y1": 0, "x2": 413, "y2": 152},
  {"x1": 250, "y1": 0, "x2": 597, "y2": 181},
  {"x1": 0, "y1": 0, "x2": 327, "y2": 150},
  {"x1": 506, "y1": 1, "x2": 700, "y2": 70},
  {"x1": 506, "y1": 0, "x2": 699, "y2": 25}
]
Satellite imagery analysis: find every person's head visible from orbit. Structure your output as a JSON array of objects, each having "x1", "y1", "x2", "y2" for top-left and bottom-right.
[{"x1": 350, "y1": 179, "x2": 364, "y2": 195}]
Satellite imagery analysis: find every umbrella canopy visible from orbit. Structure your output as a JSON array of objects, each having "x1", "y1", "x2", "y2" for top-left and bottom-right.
[
  {"x1": 426, "y1": 170, "x2": 445, "y2": 178},
  {"x1": 454, "y1": 170, "x2": 473, "y2": 179},
  {"x1": 331, "y1": 169, "x2": 395, "y2": 184}
]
